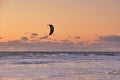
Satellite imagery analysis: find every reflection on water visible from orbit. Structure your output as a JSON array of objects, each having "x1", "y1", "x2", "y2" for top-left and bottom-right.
[{"x1": 0, "y1": 52, "x2": 120, "y2": 80}]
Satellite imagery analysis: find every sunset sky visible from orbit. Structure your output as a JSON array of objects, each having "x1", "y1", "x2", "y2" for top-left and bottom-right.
[{"x1": 0, "y1": 0, "x2": 120, "y2": 51}]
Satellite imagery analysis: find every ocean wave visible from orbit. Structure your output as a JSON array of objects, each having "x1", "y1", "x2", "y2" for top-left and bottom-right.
[
  {"x1": 0, "y1": 52, "x2": 120, "y2": 60},
  {"x1": 15, "y1": 61, "x2": 60, "y2": 64}
]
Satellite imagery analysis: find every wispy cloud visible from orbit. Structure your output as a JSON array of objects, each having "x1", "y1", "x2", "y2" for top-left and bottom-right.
[
  {"x1": 87, "y1": 35, "x2": 120, "y2": 51},
  {"x1": 31, "y1": 33, "x2": 38, "y2": 37},
  {"x1": 20, "y1": 37, "x2": 28, "y2": 41},
  {"x1": 74, "y1": 36, "x2": 80, "y2": 39},
  {"x1": 30, "y1": 33, "x2": 38, "y2": 38},
  {"x1": 40, "y1": 35, "x2": 49, "y2": 40},
  {"x1": 97, "y1": 35, "x2": 120, "y2": 42},
  {"x1": 61, "y1": 39, "x2": 73, "y2": 44},
  {"x1": 0, "y1": 35, "x2": 120, "y2": 51}
]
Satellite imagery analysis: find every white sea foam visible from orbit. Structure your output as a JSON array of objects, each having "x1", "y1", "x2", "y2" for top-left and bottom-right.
[{"x1": 0, "y1": 52, "x2": 120, "y2": 80}]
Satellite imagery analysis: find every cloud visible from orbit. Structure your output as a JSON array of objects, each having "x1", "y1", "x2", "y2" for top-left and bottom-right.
[
  {"x1": 61, "y1": 39, "x2": 70, "y2": 42},
  {"x1": 31, "y1": 33, "x2": 38, "y2": 36},
  {"x1": 94, "y1": 35, "x2": 120, "y2": 47},
  {"x1": 30, "y1": 33, "x2": 38, "y2": 38},
  {"x1": 40, "y1": 35, "x2": 49, "y2": 40},
  {"x1": 74, "y1": 36, "x2": 80, "y2": 39},
  {"x1": 0, "y1": 35, "x2": 120, "y2": 51},
  {"x1": 0, "y1": 37, "x2": 2, "y2": 39},
  {"x1": 24, "y1": 32, "x2": 38, "y2": 38},
  {"x1": 77, "y1": 41, "x2": 84, "y2": 45},
  {"x1": 97, "y1": 35, "x2": 120, "y2": 42},
  {"x1": 61, "y1": 39, "x2": 73, "y2": 44},
  {"x1": 87, "y1": 35, "x2": 120, "y2": 51},
  {"x1": 0, "y1": 40, "x2": 22, "y2": 51},
  {"x1": 20, "y1": 37, "x2": 28, "y2": 41},
  {"x1": 0, "y1": 39, "x2": 78, "y2": 51}
]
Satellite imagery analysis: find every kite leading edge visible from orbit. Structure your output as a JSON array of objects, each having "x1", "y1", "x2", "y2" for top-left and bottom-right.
[{"x1": 48, "y1": 24, "x2": 54, "y2": 36}]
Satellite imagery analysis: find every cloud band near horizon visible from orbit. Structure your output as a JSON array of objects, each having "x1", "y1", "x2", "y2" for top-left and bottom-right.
[{"x1": 0, "y1": 35, "x2": 120, "y2": 51}]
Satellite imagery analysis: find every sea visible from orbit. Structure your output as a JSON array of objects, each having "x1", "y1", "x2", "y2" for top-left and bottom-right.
[{"x1": 0, "y1": 52, "x2": 120, "y2": 80}]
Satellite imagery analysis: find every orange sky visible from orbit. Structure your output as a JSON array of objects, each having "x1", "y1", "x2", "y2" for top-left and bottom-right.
[
  {"x1": 0, "y1": 0, "x2": 120, "y2": 41},
  {"x1": 0, "y1": 0, "x2": 120, "y2": 51}
]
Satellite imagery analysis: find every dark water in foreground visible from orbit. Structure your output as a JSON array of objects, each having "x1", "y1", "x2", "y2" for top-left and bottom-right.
[{"x1": 0, "y1": 52, "x2": 120, "y2": 80}]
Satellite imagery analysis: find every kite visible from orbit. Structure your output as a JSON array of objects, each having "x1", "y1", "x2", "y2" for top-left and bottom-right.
[{"x1": 48, "y1": 24, "x2": 54, "y2": 36}]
